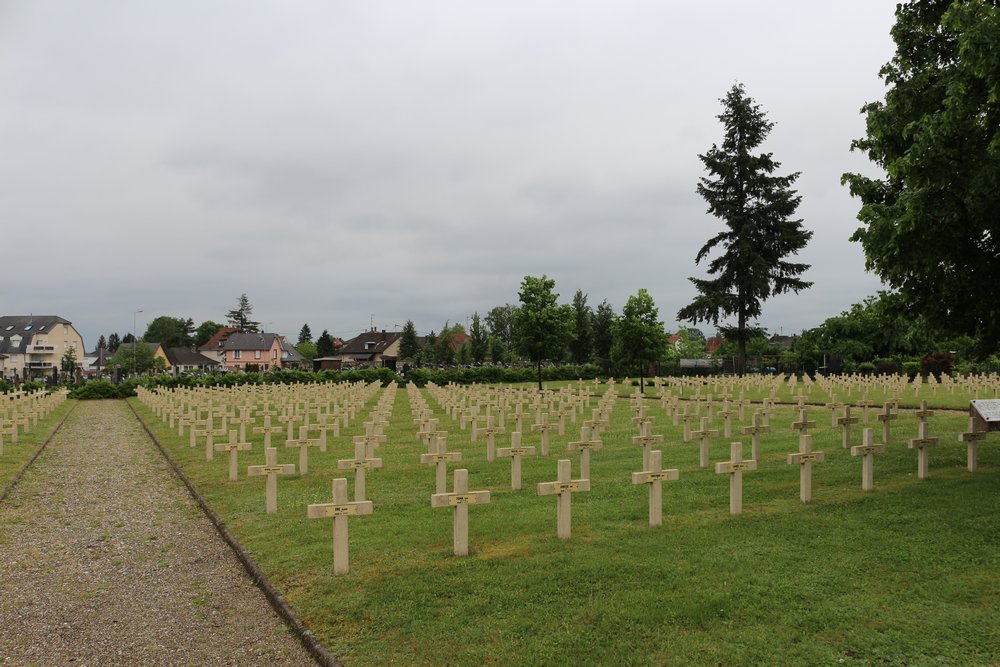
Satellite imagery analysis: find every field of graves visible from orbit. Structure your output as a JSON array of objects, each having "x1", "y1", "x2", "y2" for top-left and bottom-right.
[
  {"x1": 0, "y1": 390, "x2": 72, "y2": 495},
  {"x1": 130, "y1": 375, "x2": 1000, "y2": 665}
]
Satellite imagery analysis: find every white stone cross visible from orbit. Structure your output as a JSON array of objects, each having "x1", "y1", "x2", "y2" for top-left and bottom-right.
[
  {"x1": 715, "y1": 442, "x2": 757, "y2": 515},
  {"x1": 631, "y1": 449, "x2": 678, "y2": 527},
  {"x1": 958, "y1": 417, "x2": 987, "y2": 473},
  {"x1": 531, "y1": 414, "x2": 556, "y2": 457},
  {"x1": 851, "y1": 428, "x2": 885, "y2": 492},
  {"x1": 307, "y1": 478, "x2": 373, "y2": 575},
  {"x1": 431, "y1": 469, "x2": 491, "y2": 556},
  {"x1": 786, "y1": 434, "x2": 825, "y2": 503},
  {"x1": 420, "y1": 432, "x2": 461, "y2": 494},
  {"x1": 567, "y1": 424, "x2": 602, "y2": 479},
  {"x1": 876, "y1": 403, "x2": 898, "y2": 444},
  {"x1": 497, "y1": 431, "x2": 536, "y2": 491},
  {"x1": 247, "y1": 447, "x2": 296, "y2": 514},
  {"x1": 691, "y1": 417, "x2": 720, "y2": 469},
  {"x1": 631, "y1": 420, "x2": 663, "y2": 470},
  {"x1": 214, "y1": 430, "x2": 252, "y2": 481},
  {"x1": 741, "y1": 410, "x2": 770, "y2": 461},
  {"x1": 285, "y1": 425, "x2": 323, "y2": 475},
  {"x1": 907, "y1": 421, "x2": 939, "y2": 480},
  {"x1": 837, "y1": 405, "x2": 860, "y2": 449},
  {"x1": 537, "y1": 459, "x2": 590, "y2": 540},
  {"x1": 338, "y1": 439, "x2": 384, "y2": 502}
]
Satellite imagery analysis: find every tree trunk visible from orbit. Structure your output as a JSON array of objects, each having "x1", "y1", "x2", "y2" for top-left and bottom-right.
[
  {"x1": 537, "y1": 358, "x2": 543, "y2": 392},
  {"x1": 737, "y1": 309, "x2": 747, "y2": 377}
]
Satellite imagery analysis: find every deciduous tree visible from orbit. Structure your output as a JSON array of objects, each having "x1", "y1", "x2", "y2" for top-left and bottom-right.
[
  {"x1": 513, "y1": 275, "x2": 574, "y2": 390},
  {"x1": 678, "y1": 83, "x2": 812, "y2": 375},
  {"x1": 842, "y1": 0, "x2": 1000, "y2": 351},
  {"x1": 612, "y1": 289, "x2": 668, "y2": 392}
]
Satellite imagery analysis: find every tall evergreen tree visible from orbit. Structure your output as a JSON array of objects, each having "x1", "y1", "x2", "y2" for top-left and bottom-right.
[
  {"x1": 678, "y1": 83, "x2": 813, "y2": 375},
  {"x1": 469, "y1": 312, "x2": 487, "y2": 364},
  {"x1": 298, "y1": 323, "x2": 313, "y2": 345},
  {"x1": 226, "y1": 293, "x2": 260, "y2": 332},
  {"x1": 591, "y1": 300, "x2": 617, "y2": 374},
  {"x1": 96, "y1": 334, "x2": 107, "y2": 351},
  {"x1": 399, "y1": 320, "x2": 421, "y2": 360},
  {"x1": 569, "y1": 289, "x2": 594, "y2": 365},
  {"x1": 107, "y1": 332, "x2": 121, "y2": 352},
  {"x1": 316, "y1": 329, "x2": 336, "y2": 358}
]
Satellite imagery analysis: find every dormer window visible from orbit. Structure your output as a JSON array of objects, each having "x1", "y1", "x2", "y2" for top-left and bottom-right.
[{"x1": 364, "y1": 341, "x2": 376, "y2": 350}]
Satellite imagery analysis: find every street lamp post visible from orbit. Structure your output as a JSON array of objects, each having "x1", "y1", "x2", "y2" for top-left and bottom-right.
[{"x1": 133, "y1": 309, "x2": 143, "y2": 378}]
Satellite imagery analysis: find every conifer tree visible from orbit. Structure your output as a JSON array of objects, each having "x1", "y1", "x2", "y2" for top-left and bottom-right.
[{"x1": 678, "y1": 83, "x2": 812, "y2": 374}]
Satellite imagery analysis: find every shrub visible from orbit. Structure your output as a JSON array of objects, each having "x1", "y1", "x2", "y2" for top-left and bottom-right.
[{"x1": 69, "y1": 380, "x2": 123, "y2": 400}]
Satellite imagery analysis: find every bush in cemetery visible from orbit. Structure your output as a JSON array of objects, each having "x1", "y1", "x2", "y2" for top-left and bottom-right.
[{"x1": 69, "y1": 380, "x2": 124, "y2": 400}]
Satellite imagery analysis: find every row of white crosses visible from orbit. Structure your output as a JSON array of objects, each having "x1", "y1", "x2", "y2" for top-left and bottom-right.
[{"x1": 0, "y1": 388, "x2": 67, "y2": 456}]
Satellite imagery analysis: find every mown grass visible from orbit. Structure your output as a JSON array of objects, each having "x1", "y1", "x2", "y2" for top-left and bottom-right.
[
  {"x1": 0, "y1": 398, "x2": 75, "y2": 491},
  {"x1": 132, "y1": 382, "x2": 1000, "y2": 666}
]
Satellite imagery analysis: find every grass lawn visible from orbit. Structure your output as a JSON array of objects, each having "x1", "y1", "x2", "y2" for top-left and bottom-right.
[
  {"x1": 0, "y1": 397, "x2": 75, "y2": 491},
  {"x1": 132, "y1": 382, "x2": 1000, "y2": 666}
]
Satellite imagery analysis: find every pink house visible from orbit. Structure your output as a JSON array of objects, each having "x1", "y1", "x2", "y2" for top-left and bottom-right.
[{"x1": 220, "y1": 332, "x2": 285, "y2": 371}]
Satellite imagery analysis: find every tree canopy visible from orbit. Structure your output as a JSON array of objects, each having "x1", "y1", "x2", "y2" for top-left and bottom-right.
[
  {"x1": 842, "y1": 0, "x2": 1000, "y2": 352},
  {"x1": 143, "y1": 316, "x2": 194, "y2": 348},
  {"x1": 678, "y1": 83, "x2": 812, "y2": 374},
  {"x1": 226, "y1": 293, "x2": 260, "y2": 332},
  {"x1": 513, "y1": 275, "x2": 574, "y2": 390},
  {"x1": 612, "y1": 289, "x2": 668, "y2": 392}
]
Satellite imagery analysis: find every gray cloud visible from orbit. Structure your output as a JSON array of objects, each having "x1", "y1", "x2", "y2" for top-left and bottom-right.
[{"x1": 1, "y1": 1, "x2": 893, "y2": 346}]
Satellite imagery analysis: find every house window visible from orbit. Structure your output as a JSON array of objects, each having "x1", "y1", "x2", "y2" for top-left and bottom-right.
[
  {"x1": 255, "y1": 350, "x2": 261, "y2": 360},
  {"x1": 234, "y1": 350, "x2": 242, "y2": 360},
  {"x1": 272, "y1": 349, "x2": 278, "y2": 360}
]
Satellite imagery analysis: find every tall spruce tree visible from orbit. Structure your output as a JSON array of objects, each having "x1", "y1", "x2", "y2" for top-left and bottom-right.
[
  {"x1": 316, "y1": 330, "x2": 336, "y2": 358},
  {"x1": 298, "y1": 323, "x2": 312, "y2": 345},
  {"x1": 226, "y1": 293, "x2": 260, "y2": 332},
  {"x1": 469, "y1": 313, "x2": 487, "y2": 363},
  {"x1": 399, "y1": 320, "x2": 421, "y2": 360},
  {"x1": 678, "y1": 83, "x2": 813, "y2": 375},
  {"x1": 591, "y1": 299, "x2": 617, "y2": 374},
  {"x1": 569, "y1": 289, "x2": 594, "y2": 365}
]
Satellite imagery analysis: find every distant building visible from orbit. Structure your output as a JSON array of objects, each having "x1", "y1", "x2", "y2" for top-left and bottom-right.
[
  {"x1": 0, "y1": 315, "x2": 84, "y2": 382},
  {"x1": 325, "y1": 329, "x2": 402, "y2": 370},
  {"x1": 219, "y1": 332, "x2": 286, "y2": 371}
]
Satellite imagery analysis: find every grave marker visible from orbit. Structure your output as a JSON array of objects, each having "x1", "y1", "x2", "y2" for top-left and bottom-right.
[
  {"x1": 907, "y1": 421, "x2": 939, "y2": 480},
  {"x1": 715, "y1": 442, "x2": 757, "y2": 515},
  {"x1": 497, "y1": 431, "x2": 536, "y2": 491},
  {"x1": 307, "y1": 478, "x2": 373, "y2": 575},
  {"x1": 537, "y1": 459, "x2": 590, "y2": 540},
  {"x1": 786, "y1": 434, "x2": 825, "y2": 503},
  {"x1": 247, "y1": 447, "x2": 296, "y2": 514},
  {"x1": 851, "y1": 428, "x2": 885, "y2": 492},
  {"x1": 214, "y1": 430, "x2": 252, "y2": 481},
  {"x1": 431, "y1": 469, "x2": 491, "y2": 556},
  {"x1": 631, "y1": 449, "x2": 678, "y2": 527}
]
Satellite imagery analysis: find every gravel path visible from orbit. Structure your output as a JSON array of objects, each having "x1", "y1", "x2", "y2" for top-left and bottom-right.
[{"x1": 0, "y1": 400, "x2": 317, "y2": 666}]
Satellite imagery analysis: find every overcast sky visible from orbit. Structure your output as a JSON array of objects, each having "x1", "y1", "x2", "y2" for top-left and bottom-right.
[{"x1": 0, "y1": 1, "x2": 898, "y2": 349}]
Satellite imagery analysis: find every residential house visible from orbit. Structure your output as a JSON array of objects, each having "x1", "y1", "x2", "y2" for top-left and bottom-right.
[
  {"x1": 769, "y1": 334, "x2": 796, "y2": 350},
  {"x1": 279, "y1": 338, "x2": 306, "y2": 369},
  {"x1": 197, "y1": 326, "x2": 240, "y2": 364},
  {"x1": 0, "y1": 316, "x2": 85, "y2": 382},
  {"x1": 220, "y1": 332, "x2": 286, "y2": 371},
  {"x1": 324, "y1": 329, "x2": 402, "y2": 370},
  {"x1": 163, "y1": 347, "x2": 220, "y2": 375},
  {"x1": 705, "y1": 336, "x2": 725, "y2": 356}
]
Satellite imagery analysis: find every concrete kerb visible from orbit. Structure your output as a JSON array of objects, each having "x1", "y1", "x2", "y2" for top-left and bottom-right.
[
  {"x1": 127, "y1": 399, "x2": 341, "y2": 667},
  {"x1": 0, "y1": 400, "x2": 79, "y2": 505}
]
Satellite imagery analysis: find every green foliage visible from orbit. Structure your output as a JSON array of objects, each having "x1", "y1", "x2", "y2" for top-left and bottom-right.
[
  {"x1": 297, "y1": 323, "x2": 312, "y2": 345},
  {"x1": 678, "y1": 83, "x2": 812, "y2": 373},
  {"x1": 843, "y1": 0, "x2": 1000, "y2": 352},
  {"x1": 60, "y1": 346, "x2": 78, "y2": 376},
  {"x1": 107, "y1": 340, "x2": 156, "y2": 375},
  {"x1": 399, "y1": 320, "x2": 421, "y2": 360},
  {"x1": 484, "y1": 304, "x2": 516, "y2": 347},
  {"x1": 569, "y1": 289, "x2": 594, "y2": 365},
  {"x1": 295, "y1": 340, "x2": 317, "y2": 364},
  {"x1": 68, "y1": 380, "x2": 125, "y2": 399},
  {"x1": 226, "y1": 293, "x2": 260, "y2": 332},
  {"x1": 591, "y1": 299, "x2": 617, "y2": 373},
  {"x1": 0, "y1": 380, "x2": 12, "y2": 393},
  {"x1": 468, "y1": 313, "x2": 487, "y2": 363},
  {"x1": 316, "y1": 330, "x2": 337, "y2": 358},
  {"x1": 612, "y1": 289, "x2": 668, "y2": 391},
  {"x1": 107, "y1": 332, "x2": 121, "y2": 352},
  {"x1": 513, "y1": 275, "x2": 575, "y2": 390},
  {"x1": 143, "y1": 315, "x2": 195, "y2": 348},
  {"x1": 434, "y1": 322, "x2": 456, "y2": 365},
  {"x1": 194, "y1": 320, "x2": 224, "y2": 347}
]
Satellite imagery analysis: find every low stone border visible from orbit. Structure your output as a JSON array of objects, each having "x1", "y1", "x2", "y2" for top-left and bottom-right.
[
  {"x1": 127, "y1": 400, "x2": 341, "y2": 667},
  {"x1": 0, "y1": 400, "x2": 79, "y2": 504}
]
